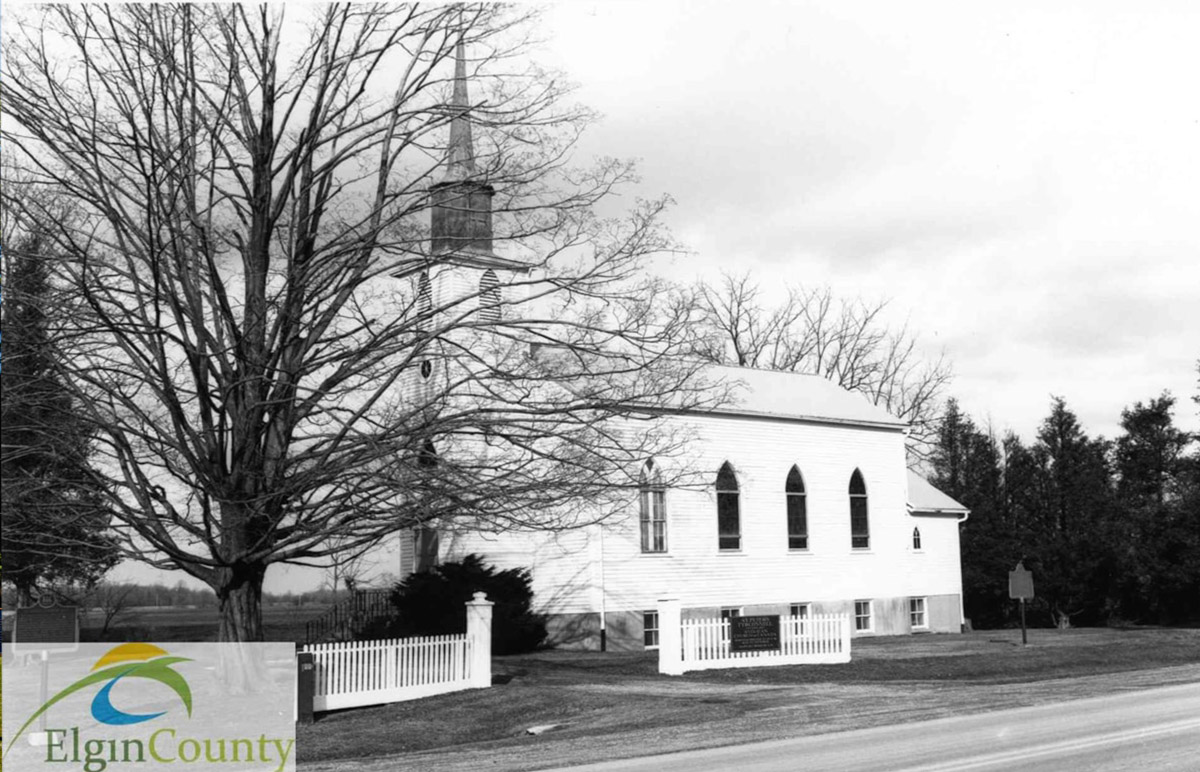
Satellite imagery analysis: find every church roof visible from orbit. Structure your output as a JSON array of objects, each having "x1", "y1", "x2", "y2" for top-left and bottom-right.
[
  {"x1": 706, "y1": 364, "x2": 908, "y2": 429},
  {"x1": 906, "y1": 471, "x2": 970, "y2": 515}
]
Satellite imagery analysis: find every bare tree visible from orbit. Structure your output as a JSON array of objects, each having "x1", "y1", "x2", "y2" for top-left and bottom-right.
[
  {"x1": 682, "y1": 272, "x2": 952, "y2": 459},
  {"x1": 322, "y1": 535, "x2": 378, "y2": 603},
  {"x1": 2, "y1": 4, "x2": 719, "y2": 642},
  {"x1": 82, "y1": 582, "x2": 139, "y2": 641}
]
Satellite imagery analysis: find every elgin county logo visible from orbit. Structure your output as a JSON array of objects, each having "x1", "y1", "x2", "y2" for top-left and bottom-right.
[{"x1": 5, "y1": 643, "x2": 294, "y2": 771}]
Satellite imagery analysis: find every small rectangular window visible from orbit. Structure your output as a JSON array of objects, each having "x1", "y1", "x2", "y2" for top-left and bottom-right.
[
  {"x1": 854, "y1": 600, "x2": 873, "y2": 632},
  {"x1": 720, "y1": 607, "x2": 742, "y2": 620},
  {"x1": 910, "y1": 597, "x2": 927, "y2": 629},
  {"x1": 643, "y1": 611, "x2": 659, "y2": 648},
  {"x1": 789, "y1": 603, "x2": 810, "y2": 619}
]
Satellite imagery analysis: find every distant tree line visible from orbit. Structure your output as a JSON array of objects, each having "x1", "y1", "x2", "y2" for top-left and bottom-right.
[
  {"x1": 0, "y1": 581, "x2": 343, "y2": 610},
  {"x1": 932, "y1": 371, "x2": 1200, "y2": 629}
]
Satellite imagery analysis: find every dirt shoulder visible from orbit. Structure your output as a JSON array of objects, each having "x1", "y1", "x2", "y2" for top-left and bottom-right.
[{"x1": 298, "y1": 628, "x2": 1200, "y2": 772}]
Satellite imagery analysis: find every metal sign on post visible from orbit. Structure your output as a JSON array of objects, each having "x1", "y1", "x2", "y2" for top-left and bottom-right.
[
  {"x1": 1008, "y1": 562, "x2": 1035, "y2": 645},
  {"x1": 11, "y1": 606, "x2": 80, "y2": 654},
  {"x1": 11, "y1": 605, "x2": 81, "y2": 746}
]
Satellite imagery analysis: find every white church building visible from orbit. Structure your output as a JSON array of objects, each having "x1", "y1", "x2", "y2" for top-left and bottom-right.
[
  {"x1": 425, "y1": 366, "x2": 970, "y2": 650},
  {"x1": 393, "y1": 45, "x2": 969, "y2": 651}
]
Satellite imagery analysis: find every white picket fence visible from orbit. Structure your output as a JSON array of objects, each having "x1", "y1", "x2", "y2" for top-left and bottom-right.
[
  {"x1": 658, "y1": 598, "x2": 851, "y2": 674},
  {"x1": 300, "y1": 592, "x2": 492, "y2": 712}
]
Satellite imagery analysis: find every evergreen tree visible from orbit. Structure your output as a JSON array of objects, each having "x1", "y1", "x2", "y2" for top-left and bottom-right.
[
  {"x1": 930, "y1": 399, "x2": 1012, "y2": 628},
  {"x1": 1024, "y1": 397, "x2": 1115, "y2": 628},
  {"x1": 1, "y1": 234, "x2": 119, "y2": 605},
  {"x1": 932, "y1": 388, "x2": 1199, "y2": 630},
  {"x1": 1110, "y1": 394, "x2": 1200, "y2": 624},
  {"x1": 1115, "y1": 394, "x2": 1190, "y2": 505}
]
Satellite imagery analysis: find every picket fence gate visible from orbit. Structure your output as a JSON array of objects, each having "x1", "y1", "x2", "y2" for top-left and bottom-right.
[
  {"x1": 657, "y1": 598, "x2": 851, "y2": 674},
  {"x1": 300, "y1": 592, "x2": 492, "y2": 712}
]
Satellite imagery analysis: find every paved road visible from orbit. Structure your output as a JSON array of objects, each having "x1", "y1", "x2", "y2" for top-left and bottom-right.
[{"x1": 547, "y1": 681, "x2": 1200, "y2": 772}]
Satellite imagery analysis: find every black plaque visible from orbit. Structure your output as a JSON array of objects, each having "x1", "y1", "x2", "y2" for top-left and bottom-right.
[
  {"x1": 12, "y1": 606, "x2": 80, "y2": 654},
  {"x1": 729, "y1": 615, "x2": 781, "y2": 653}
]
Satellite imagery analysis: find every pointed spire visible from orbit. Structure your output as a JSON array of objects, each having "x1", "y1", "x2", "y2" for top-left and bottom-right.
[
  {"x1": 430, "y1": 33, "x2": 495, "y2": 257},
  {"x1": 443, "y1": 39, "x2": 476, "y2": 182}
]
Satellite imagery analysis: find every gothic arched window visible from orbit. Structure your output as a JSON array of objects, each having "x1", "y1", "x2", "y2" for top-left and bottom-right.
[
  {"x1": 717, "y1": 462, "x2": 740, "y2": 551},
  {"x1": 912, "y1": 527, "x2": 922, "y2": 550},
  {"x1": 786, "y1": 466, "x2": 808, "y2": 550},
  {"x1": 639, "y1": 460, "x2": 666, "y2": 553},
  {"x1": 850, "y1": 469, "x2": 869, "y2": 550},
  {"x1": 418, "y1": 439, "x2": 438, "y2": 468}
]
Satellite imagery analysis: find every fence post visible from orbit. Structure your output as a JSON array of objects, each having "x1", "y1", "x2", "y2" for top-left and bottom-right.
[
  {"x1": 465, "y1": 591, "x2": 493, "y2": 688},
  {"x1": 657, "y1": 597, "x2": 683, "y2": 676},
  {"x1": 296, "y1": 651, "x2": 316, "y2": 725},
  {"x1": 840, "y1": 614, "x2": 851, "y2": 660}
]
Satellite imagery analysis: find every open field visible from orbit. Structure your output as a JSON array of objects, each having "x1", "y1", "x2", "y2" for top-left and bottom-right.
[
  {"x1": 297, "y1": 627, "x2": 1200, "y2": 771},
  {"x1": 1, "y1": 604, "x2": 326, "y2": 644}
]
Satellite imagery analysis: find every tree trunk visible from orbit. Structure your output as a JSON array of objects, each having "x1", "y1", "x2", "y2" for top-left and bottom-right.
[
  {"x1": 216, "y1": 562, "x2": 267, "y2": 643},
  {"x1": 213, "y1": 562, "x2": 270, "y2": 694}
]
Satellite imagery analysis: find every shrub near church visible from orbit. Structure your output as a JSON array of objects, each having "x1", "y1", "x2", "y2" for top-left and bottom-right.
[{"x1": 371, "y1": 555, "x2": 548, "y2": 655}]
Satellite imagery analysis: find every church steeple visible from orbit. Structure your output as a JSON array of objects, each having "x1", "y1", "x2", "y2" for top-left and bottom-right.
[
  {"x1": 430, "y1": 39, "x2": 494, "y2": 256},
  {"x1": 443, "y1": 40, "x2": 476, "y2": 182}
]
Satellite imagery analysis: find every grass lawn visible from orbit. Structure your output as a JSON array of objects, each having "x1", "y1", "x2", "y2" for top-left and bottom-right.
[{"x1": 296, "y1": 627, "x2": 1200, "y2": 771}]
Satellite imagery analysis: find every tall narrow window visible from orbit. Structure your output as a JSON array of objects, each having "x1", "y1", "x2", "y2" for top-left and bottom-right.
[
  {"x1": 850, "y1": 469, "x2": 869, "y2": 549},
  {"x1": 639, "y1": 460, "x2": 667, "y2": 553},
  {"x1": 479, "y1": 269, "x2": 501, "y2": 322},
  {"x1": 415, "y1": 526, "x2": 439, "y2": 573},
  {"x1": 418, "y1": 439, "x2": 438, "y2": 468},
  {"x1": 415, "y1": 441, "x2": 439, "y2": 572},
  {"x1": 786, "y1": 466, "x2": 808, "y2": 550},
  {"x1": 912, "y1": 527, "x2": 922, "y2": 550},
  {"x1": 716, "y1": 462, "x2": 740, "y2": 551}
]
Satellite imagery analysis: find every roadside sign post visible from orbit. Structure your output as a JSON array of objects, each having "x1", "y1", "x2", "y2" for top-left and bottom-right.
[
  {"x1": 12, "y1": 604, "x2": 80, "y2": 744},
  {"x1": 1008, "y1": 562, "x2": 1035, "y2": 645},
  {"x1": 1020, "y1": 598, "x2": 1026, "y2": 645}
]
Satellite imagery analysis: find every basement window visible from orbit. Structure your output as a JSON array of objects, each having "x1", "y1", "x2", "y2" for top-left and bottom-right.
[
  {"x1": 910, "y1": 597, "x2": 928, "y2": 630},
  {"x1": 854, "y1": 600, "x2": 874, "y2": 633},
  {"x1": 643, "y1": 611, "x2": 659, "y2": 649}
]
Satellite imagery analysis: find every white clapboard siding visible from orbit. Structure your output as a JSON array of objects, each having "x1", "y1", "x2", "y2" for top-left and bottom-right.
[
  {"x1": 440, "y1": 411, "x2": 961, "y2": 613},
  {"x1": 678, "y1": 614, "x2": 850, "y2": 671},
  {"x1": 303, "y1": 635, "x2": 475, "y2": 712}
]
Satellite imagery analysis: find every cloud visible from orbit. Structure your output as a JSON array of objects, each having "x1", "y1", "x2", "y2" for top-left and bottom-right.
[{"x1": 544, "y1": 1, "x2": 1200, "y2": 442}]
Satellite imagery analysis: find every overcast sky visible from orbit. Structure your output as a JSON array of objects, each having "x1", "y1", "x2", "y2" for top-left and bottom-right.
[{"x1": 542, "y1": 0, "x2": 1200, "y2": 443}]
